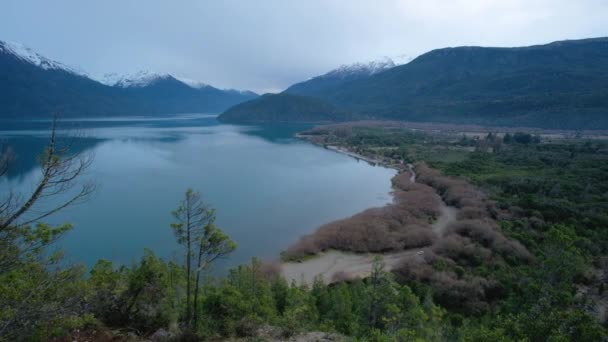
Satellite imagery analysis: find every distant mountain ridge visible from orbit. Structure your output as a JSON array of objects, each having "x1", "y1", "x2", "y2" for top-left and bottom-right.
[
  {"x1": 0, "y1": 40, "x2": 257, "y2": 118},
  {"x1": 98, "y1": 70, "x2": 175, "y2": 88},
  {"x1": 222, "y1": 37, "x2": 608, "y2": 129},
  {"x1": 285, "y1": 57, "x2": 396, "y2": 97},
  {"x1": 0, "y1": 40, "x2": 88, "y2": 76}
]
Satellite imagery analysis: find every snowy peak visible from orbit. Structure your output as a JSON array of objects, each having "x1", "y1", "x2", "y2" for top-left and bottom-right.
[
  {"x1": 175, "y1": 77, "x2": 210, "y2": 89},
  {"x1": 99, "y1": 70, "x2": 173, "y2": 88},
  {"x1": 393, "y1": 54, "x2": 414, "y2": 65},
  {"x1": 326, "y1": 57, "x2": 396, "y2": 79},
  {"x1": 225, "y1": 89, "x2": 257, "y2": 97},
  {"x1": 100, "y1": 71, "x2": 215, "y2": 90},
  {"x1": 0, "y1": 40, "x2": 87, "y2": 76}
]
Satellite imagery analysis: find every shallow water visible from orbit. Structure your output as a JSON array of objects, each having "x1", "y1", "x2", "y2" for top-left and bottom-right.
[{"x1": 0, "y1": 114, "x2": 395, "y2": 271}]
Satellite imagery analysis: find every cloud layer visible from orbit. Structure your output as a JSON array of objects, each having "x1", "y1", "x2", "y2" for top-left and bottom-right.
[{"x1": 1, "y1": 0, "x2": 607, "y2": 92}]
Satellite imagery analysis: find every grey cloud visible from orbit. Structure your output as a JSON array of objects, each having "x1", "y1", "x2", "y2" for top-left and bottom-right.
[{"x1": 1, "y1": 0, "x2": 607, "y2": 93}]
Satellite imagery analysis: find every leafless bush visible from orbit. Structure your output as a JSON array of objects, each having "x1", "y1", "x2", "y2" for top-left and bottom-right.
[
  {"x1": 398, "y1": 227, "x2": 437, "y2": 249},
  {"x1": 430, "y1": 273, "x2": 493, "y2": 314},
  {"x1": 433, "y1": 235, "x2": 493, "y2": 266},
  {"x1": 283, "y1": 169, "x2": 440, "y2": 259},
  {"x1": 457, "y1": 206, "x2": 488, "y2": 220},
  {"x1": 259, "y1": 261, "x2": 282, "y2": 278},
  {"x1": 445, "y1": 219, "x2": 532, "y2": 261},
  {"x1": 391, "y1": 171, "x2": 415, "y2": 191},
  {"x1": 332, "y1": 271, "x2": 359, "y2": 283},
  {"x1": 283, "y1": 181, "x2": 442, "y2": 259},
  {"x1": 394, "y1": 256, "x2": 438, "y2": 282},
  {"x1": 415, "y1": 162, "x2": 487, "y2": 210},
  {"x1": 394, "y1": 256, "x2": 501, "y2": 314},
  {"x1": 283, "y1": 235, "x2": 319, "y2": 260}
]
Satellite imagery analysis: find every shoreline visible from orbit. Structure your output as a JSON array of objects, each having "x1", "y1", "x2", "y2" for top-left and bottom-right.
[
  {"x1": 296, "y1": 133, "x2": 404, "y2": 170},
  {"x1": 281, "y1": 136, "x2": 459, "y2": 285}
]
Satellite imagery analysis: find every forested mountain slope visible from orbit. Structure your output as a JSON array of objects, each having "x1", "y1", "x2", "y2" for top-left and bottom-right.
[{"x1": 261, "y1": 38, "x2": 608, "y2": 129}]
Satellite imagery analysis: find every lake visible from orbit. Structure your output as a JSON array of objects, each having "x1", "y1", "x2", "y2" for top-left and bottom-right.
[{"x1": 0, "y1": 114, "x2": 395, "y2": 271}]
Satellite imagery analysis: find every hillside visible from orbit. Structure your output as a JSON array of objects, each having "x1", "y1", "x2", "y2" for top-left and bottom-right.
[
  {"x1": 218, "y1": 93, "x2": 357, "y2": 123},
  {"x1": 282, "y1": 38, "x2": 608, "y2": 129},
  {"x1": 285, "y1": 57, "x2": 396, "y2": 97},
  {"x1": 0, "y1": 41, "x2": 257, "y2": 118}
]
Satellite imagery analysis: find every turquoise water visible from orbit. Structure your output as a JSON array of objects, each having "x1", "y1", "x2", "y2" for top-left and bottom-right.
[{"x1": 0, "y1": 115, "x2": 395, "y2": 271}]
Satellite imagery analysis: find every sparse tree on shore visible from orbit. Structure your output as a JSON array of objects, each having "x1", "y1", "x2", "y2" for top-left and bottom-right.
[{"x1": 171, "y1": 189, "x2": 235, "y2": 329}]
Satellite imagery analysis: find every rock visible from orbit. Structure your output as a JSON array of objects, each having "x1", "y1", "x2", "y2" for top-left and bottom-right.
[{"x1": 148, "y1": 328, "x2": 171, "y2": 341}]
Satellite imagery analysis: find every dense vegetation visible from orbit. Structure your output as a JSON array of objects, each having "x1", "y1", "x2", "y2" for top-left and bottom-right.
[
  {"x1": 1, "y1": 122, "x2": 607, "y2": 341},
  {"x1": 218, "y1": 93, "x2": 358, "y2": 123},
  {"x1": 0, "y1": 43, "x2": 257, "y2": 118},
  {"x1": 296, "y1": 123, "x2": 607, "y2": 340},
  {"x1": 229, "y1": 37, "x2": 608, "y2": 129}
]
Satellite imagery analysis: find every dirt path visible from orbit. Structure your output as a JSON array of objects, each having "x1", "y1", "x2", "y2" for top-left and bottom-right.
[
  {"x1": 281, "y1": 163, "x2": 459, "y2": 285},
  {"x1": 433, "y1": 204, "x2": 458, "y2": 237},
  {"x1": 282, "y1": 250, "x2": 421, "y2": 285}
]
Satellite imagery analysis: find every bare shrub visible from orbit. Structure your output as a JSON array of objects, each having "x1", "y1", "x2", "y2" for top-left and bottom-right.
[
  {"x1": 446, "y1": 219, "x2": 532, "y2": 261},
  {"x1": 432, "y1": 235, "x2": 493, "y2": 266},
  {"x1": 493, "y1": 238, "x2": 533, "y2": 262},
  {"x1": 332, "y1": 271, "x2": 359, "y2": 283},
  {"x1": 393, "y1": 184, "x2": 442, "y2": 219},
  {"x1": 430, "y1": 273, "x2": 492, "y2": 314},
  {"x1": 259, "y1": 261, "x2": 282, "y2": 278},
  {"x1": 393, "y1": 255, "x2": 501, "y2": 314},
  {"x1": 415, "y1": 162, "x2": 488, "y2": 210},
  {"x1": 392, "y1": 171, "x2": 415, "y2": 191},
  {"x1": 399, "y1": 227, "x2": 437, "y2": 249},
  {"x1": 283, "y1": 172, "x2": 443, "y2": 259},
  {"x1": 394, "y1": 257, "x2": 436, "y2": 282},
  {"x1": 283, "y1": 235, "x2": 319, "y2": 260},
  {"x1": 457, "y1": 206, "x2": 488, "y2": 220}
]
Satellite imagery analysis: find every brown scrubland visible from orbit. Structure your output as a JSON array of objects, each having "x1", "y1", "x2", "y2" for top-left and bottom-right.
[
  {"x1": 393, "y1": 162, "x2": 532, "y2": 313},
  {"x1": 284, "y1": 159, "x2": 532, "y2": 313},
  {"x1": 283, "y1": 169, "x2": 442, "y2": 259}
]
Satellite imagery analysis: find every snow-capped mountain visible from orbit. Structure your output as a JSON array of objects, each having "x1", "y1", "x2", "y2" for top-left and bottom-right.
[
  {"x1": 99, "y1": 70, "x2": 173, "y2": 88},
  {"x1": 325, "y1": 57, "x2": 396, "y2": 79},
  {"x1": 0, "y1": 40, "x2": 88, "y2": 77},
  {"x1": 175, "y1": 77, "x2": 210, "y2": 89},
  {"x1": 0, "y1": 39, "x2": 257, "y2": 118},
  {"x1": 392, "y1": 54, "x2": 414, "y2": 65},
  {"x1": 284, "y1": 57, "x2": 397, "y2": 96},
  {"x1": 100, "y1": 72, "x2": 217, "y2": 91}
]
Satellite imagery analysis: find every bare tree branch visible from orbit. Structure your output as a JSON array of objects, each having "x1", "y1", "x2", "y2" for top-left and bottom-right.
[{"x1": 0, "y1": 117, "x2": 95, "y2": 231}]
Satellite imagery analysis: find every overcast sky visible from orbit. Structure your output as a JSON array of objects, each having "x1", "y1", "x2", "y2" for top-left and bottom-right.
[{"x1": 1, "y1": 0, "x2": 607, "y2": 93}]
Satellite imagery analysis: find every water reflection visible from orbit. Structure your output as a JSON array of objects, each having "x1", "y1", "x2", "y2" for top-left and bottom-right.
[{"x1": 0, "y1": 115, "x2": 394, "y2": 272}]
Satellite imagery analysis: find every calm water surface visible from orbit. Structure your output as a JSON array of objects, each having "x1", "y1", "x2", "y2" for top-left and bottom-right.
[{"x1": 0, "y1": 115, "x2": 395, "y2": 270}]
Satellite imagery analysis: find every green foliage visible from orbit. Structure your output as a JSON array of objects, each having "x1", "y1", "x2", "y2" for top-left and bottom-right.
[
  {"x1": 295, "y1": 124, "x2": 608, "y2": 341},
  {"x1": 3, "y1": 125, "x2": 607, "y2": 341},
  {"x1": 441, "y1": 142, "x2": 608, "y2": 249},
  {"x1": 170, "y1": 188, "x2": 236, "y2": 330},
  {"x1": 87, "y1": 250, "x2": 183, "y2": 334},
  {"x1": 0, "y1": 259, "x2": 89, "y2": 340},
  {"x1": 435, "y1": 143, "x2": 608, "y2": 340},
  {"x1": 285, "y1": 38, "x2": 608, "y2": 129}
]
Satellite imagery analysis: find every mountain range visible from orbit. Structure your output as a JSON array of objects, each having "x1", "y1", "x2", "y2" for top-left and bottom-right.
[
  {"x1": 0, "y1": 41, "x2": 257, "y2": 118},
  {"x1": 220, "y1": 37, "x2": 608, "y2": 129}
]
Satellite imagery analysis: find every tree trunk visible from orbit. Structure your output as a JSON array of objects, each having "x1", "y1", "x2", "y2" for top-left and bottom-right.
[
  {"x1": 185, "y1": 200, "x2": 192, "y2": 327},
  {"x1": 193, "y1": 242, "x2": 205, "y2": 329}
]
